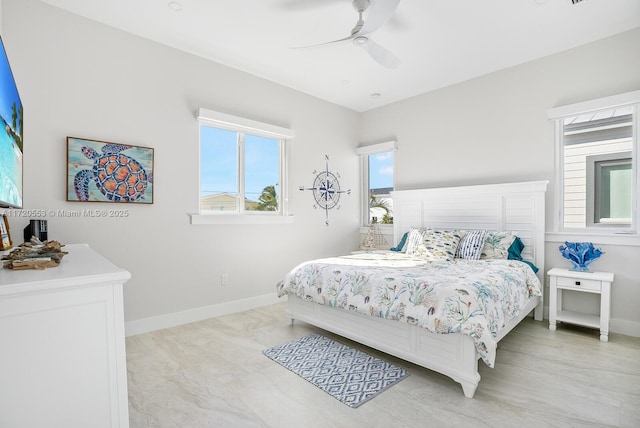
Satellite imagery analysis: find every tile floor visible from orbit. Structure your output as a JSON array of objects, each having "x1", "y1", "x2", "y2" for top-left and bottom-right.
[{"x1": 126, "y1": 302, "x2": 640, "y2": 427}]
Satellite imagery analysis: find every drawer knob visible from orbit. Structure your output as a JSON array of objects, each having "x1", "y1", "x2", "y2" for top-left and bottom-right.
[{"x1": 575, "y1": 281, "x2": 581, "y2": 286}]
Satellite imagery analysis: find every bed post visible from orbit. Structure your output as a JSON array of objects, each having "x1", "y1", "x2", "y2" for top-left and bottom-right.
[
  {"x1": 457, "y1": 336, "x2": 481, "y2": 398},
  {"x1": 533, "y1": 181, "x2": 547, "y2": 321},
  {"x1": 461, "y1": 381, "x2": 479, "y2": 399}
]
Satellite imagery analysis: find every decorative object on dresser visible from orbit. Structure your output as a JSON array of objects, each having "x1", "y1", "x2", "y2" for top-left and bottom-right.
[
  {"x1": 2, "y1": 239, "x2": 67, "y2": 270},
  {"x1": 558, "y1": 241, "x2": 604, "y2": 272},
  {"x1": 0, "y1": 214, "x2": 11, "y2": 250},
  {"x1": 23, "y1": 218, "x2": 48, "y2": 242},
  {"x1": 263, "y1": 333, "x2": 409, "y2": 408},
  {"x1": 547, "y1": 267, "x2": 614, "y2": 342},
  {"x1": 0, "y1": 244, "x2": 131, "y2": 427}
]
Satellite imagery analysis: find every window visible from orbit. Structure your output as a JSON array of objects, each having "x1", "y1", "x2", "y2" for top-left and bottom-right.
[
  {"x1": 356, "y1": 141, "x2": 397, "y2": 226},
  {"x1": 194, "y1": 108, "x2": 294, "y2": 224},
  {"x1": 548, "y1": 90, "x2": 639, "y2": 234}
]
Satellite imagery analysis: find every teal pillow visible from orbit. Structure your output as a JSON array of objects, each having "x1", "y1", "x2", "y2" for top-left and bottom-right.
[
  {"x1": 390, "y1": 232, "x2": 408, "y2": 252},
  {"x1": 508, "y1": 236, "x2": 525, "y2": 259},
  {"x1": 507, "y1": 236, "x2": 538, "y2": 273}
]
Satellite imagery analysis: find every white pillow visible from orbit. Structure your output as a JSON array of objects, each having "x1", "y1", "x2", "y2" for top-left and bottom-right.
[{"x1": 405, "y1": 227, "x2": 428, "y2": 255}]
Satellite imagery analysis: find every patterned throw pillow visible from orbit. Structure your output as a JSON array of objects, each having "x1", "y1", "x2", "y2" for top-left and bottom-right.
[
  {"x1": 413, "y1": 229, "x2": 461, "y2": 261},
  {"x1": 480, "y1": 231, "x2": 516, "y2": 259},
  {"x1": 405, "y1": 227, "x2": 428, "y2": 255},
  {"x1": 455, "y1": 230, "x2": 488, "y2": 260}
]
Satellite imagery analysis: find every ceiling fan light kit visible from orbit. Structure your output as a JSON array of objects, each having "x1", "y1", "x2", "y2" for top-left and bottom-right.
[
  {"x1": 167, "y1": 1, "x2": 182, "y2": 12},
  {"x1": 295, "y1": 0, "x2": 401, "y2": 69},
  {"x1": 353, "y1": 36, "x2": 369, "y2": 46}
]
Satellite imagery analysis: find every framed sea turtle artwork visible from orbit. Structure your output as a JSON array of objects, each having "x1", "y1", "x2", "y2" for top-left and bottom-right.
[{"x1": 66, "y1": 137, "x2": 154, "y2": 203}]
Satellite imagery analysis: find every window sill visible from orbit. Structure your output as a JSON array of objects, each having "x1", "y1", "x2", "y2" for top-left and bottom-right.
[
  {"x1": 546, "y1": 231, "x2": 640, "y2": 247},
  {"x1": 360, "y1": 224, "x2": 394, "y2": 234},
  {"x1": 190, "y1": 214, "x2": 295, "y2": 225}
]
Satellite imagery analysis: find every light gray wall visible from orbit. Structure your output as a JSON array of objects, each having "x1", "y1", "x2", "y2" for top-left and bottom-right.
[
  {"x1": 360, "y1": 27, "x2": 640, "y2": 336},
  {"x1": 2, "y1": 0, "x2": 361, "y2": 323}
]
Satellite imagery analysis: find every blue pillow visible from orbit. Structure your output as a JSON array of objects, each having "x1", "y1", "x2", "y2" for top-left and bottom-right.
[
  {"x1": 507, "y1": 236, "x2": 538, "y2": 273},
  {"x1": 390, "y1": 232, "x2": 409, "y2": 252}
]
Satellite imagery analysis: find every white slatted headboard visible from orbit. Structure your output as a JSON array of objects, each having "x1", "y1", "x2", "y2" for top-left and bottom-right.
[{"x1": 392, "y1": 181, "x2": 548, "y2": 281}]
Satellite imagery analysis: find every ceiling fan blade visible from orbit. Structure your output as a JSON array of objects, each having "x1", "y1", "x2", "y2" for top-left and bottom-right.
[
  {"x1": 359, "y1": 0, "x2": 400, "y2": 35},
  {"x1": 358, "y1": 38, "x2": 400, "y2": 68},
  {"x1": 293, "y1": 33, "x2": 355, "y2": 49}
]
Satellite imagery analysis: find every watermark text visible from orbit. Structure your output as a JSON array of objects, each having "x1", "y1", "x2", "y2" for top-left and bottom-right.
[{"x1": 1, "y1": 208, "x2": 130, "y2": 218}]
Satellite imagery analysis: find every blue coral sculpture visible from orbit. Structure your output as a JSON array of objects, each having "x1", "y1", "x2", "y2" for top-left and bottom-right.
[{"x1": 558, "y1": 242, "x2": 603, "y2": 272}]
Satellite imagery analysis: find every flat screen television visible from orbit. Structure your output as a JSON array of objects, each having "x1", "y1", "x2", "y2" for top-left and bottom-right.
[{"x1": 0, "y1": 35, "x2": 23, "y2": 209}]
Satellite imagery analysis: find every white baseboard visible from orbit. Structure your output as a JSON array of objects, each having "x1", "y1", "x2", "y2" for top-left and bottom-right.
[
  {"x1": 610, "y1": 318, "x2": 640, "y2": 338},
  {"x1": 125, "y1": 293, "x2": 284, "y2": 337}
]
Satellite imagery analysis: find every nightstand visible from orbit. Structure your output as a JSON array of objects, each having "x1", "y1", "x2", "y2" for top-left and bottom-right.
[{"x1": 547, "y1": 267, "x2": 614, "y2": 341}]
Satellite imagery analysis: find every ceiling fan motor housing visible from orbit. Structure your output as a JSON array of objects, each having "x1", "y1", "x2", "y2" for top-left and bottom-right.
[{"x1": 353, "y1": 0, "x2": 371, "y2": 13}]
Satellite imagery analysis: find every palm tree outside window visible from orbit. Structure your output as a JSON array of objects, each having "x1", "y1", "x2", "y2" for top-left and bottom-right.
[{"x1": 356, "y1": 141, "x2": 397, "y2": 227}]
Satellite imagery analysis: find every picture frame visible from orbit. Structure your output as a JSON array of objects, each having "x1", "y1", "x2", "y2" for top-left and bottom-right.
[
  {"x1": 1, "y1": 214, "x2": 12, "y2": 250},
  {"x1": 66, "y1": 136, "x2": 154, "y2": 203}
]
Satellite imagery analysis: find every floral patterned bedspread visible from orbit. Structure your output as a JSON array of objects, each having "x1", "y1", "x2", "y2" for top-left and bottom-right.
[{"x1": 278, "y1": 252, "x2": 542, "y2": 368}]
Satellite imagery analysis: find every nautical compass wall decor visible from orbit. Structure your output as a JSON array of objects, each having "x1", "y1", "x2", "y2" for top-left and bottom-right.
[{"x1": 300, "y1": 155, "x2": 351, "y2": 226}]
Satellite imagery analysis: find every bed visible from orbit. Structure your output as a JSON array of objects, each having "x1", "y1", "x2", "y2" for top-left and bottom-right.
[{"x1": 279, "y1": 181, "x2": 548, "y2": 398}]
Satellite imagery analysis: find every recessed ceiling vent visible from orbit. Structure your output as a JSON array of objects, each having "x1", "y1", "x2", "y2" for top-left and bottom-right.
[{"x1": 571, "y1": 0, "x2": 585, "y2": 4}]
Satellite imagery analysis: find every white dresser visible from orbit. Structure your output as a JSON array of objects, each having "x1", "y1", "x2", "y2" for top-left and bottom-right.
[{"x1": 0, "y1": 244, "x2": 131, "y2": 428}]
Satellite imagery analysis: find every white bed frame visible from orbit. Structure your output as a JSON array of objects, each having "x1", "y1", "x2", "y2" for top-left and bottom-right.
[{"x1": 287, "y1": 181, "x2": 548, "y2": 398}]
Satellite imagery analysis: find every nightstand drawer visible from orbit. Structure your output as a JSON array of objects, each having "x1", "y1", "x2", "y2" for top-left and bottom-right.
[{"x1": 556, "y1": 276, "x2": 601, "y2": 292}]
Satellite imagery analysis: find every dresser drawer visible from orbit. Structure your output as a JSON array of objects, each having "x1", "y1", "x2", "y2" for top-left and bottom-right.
[{"x1": 556, "y1": 276, "x2": 601, "y2": 292}]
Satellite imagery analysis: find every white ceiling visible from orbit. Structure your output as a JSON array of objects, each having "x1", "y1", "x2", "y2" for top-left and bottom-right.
[{"x1": 39, "y1": 0, "x2": 640, "y2": 112}]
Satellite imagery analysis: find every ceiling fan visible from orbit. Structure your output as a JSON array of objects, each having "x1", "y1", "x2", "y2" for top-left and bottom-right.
[{"x1": 295, "y1": 0, "x2": 401, "y2": 69}]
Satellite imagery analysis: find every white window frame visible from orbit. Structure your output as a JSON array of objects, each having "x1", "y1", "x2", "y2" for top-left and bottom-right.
[
  {"x1": 547, "y1": 90, "x2": 640, "y2": 243},
  {"x1": 191, "y1": 108, "x2": 294, "y2": 225},
  {"x1": 356, "y1": 140, "x2": 397, "y2": 234}
]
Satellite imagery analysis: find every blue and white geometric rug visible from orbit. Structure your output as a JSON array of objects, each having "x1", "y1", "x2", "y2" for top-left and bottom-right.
[{"x1": 262, "y1": 333, "x2": 409, "y2": 408}]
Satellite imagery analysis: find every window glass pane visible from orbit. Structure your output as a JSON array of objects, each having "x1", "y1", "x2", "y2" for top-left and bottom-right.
[
  {"x1": 244, "y1": 134, "x2": 280, "y2": 211},
  {"x1": 562, "y1": 107, "x2": 633, "y2": 228},
  {"x1": 597, "y1": 160, "x2": 631, "y2": 223},
  {"x1": 200, "y1": 126, "x2": 238, "y2": 212},
  {"x1": 368, "y1": 151, "x2": 394, "y2": 224}
]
